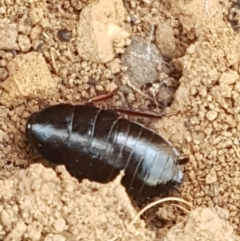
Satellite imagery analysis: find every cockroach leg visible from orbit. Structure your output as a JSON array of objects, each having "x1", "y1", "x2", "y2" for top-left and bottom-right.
[
  {"x1": 177, "y1": 156, "x2": 189, "y2": 165},
  {"x1": 35, "y1": 99, "x2": 50, "y2": 109},
  {"x1": 85, "y1": 90, "x2": 118, "y2": 105},
  {"x1": 112, "y1": 107, "x2": 164, "y2": 118}
]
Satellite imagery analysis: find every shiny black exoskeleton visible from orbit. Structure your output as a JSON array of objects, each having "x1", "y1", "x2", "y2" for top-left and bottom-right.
[{"x1": 26, "y1": 104, "x2": 187, "y2": 197}]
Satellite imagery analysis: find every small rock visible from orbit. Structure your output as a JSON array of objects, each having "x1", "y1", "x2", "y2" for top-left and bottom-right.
[
  {"x1": 0, "y1": 20, "x2": 19, "y2": 50},
  {"x1": 103, "y1": 69, "x2": 113, "y2": 79},
  {"x1": 29, "y1": 8, "x2": 44, "y2": 25},
  {"x1": 53, "y1": 218, "x2": 66, "y2": 232},
  {"x1": 77, "y1": 0, "x2": 130, "y2": 63},
  {"x1": 2, "y1": 52, "x2": 56, "y2": 99},
  {"x1": 106, "y1": 82, "x2": 118, "y2": 92},
  {"x1": 219, "y1": 70, "x2": 238, "y2": 85},
  {"x1": 18, "y1": 15, "x2": 32, "y2": 35},
  {"x1": 142, "y1": 0, "x2": 151, "y2": 4},
  {"x1": 0, "y1": 6, "x2": 6, "y2": 15},
  {"x1": 1, "y1": 210, "x2": 11, "y2": 226},
  {"x1": 214, "y1": 206, "x2": 230, "y2": 220},
  {"x1": 149, "y1": 77, "x2": 178, "y2": 107},
  {"x1": 17, "y1": 34, "x2": 31, "y2": 52},
  {"x1": 206, "y1": 169, "x2": 217, "y2": 184},
  {"x1": 57, "y1": 29, "x2": 72, "y2": 42},
  {"x1": 172, "y1": 84, "x2": 190, "y2": 110},
  {"x1": 0, "y1": 67, "x2": 8, "y2": 82},
  {"x1": 30, "y1": 25, "x2": 42, "y2": 40},
  {"x1": 206, "y1": 110, "x2": 218, "y2": 121},
  {"x1": 155, "y1": 22, "x2": 177, "y2": 59},
  {"x1": 208, "y1": 183, "x2": 219, "y2": 197},
  {"x1": 107, "y1": 60, "x2": 121, "y2": 74},
  {"x1": 128, "y1": 14, "x2": 139, "y2": 24},
  {"x1": 70, "y1": 0, "x2": 83, "y2": 10},
  {"x1": 121, "y1": 36, "x2": 173, "y2": 88},
  {"x1": 52, "y1": 234, "x2": 66, "y2": 241}
]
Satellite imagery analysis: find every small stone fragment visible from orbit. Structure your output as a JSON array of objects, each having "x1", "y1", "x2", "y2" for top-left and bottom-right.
[
  {"x1": 206, "y1": 110, "x2": 218, "y2": 121},
  {"x1": 2, "y1": 52, "x2": 56, "y2": 99},
  {"x1": 18, "y1": 15, "x2": 32, "y2": 35},
  {"x1": 149, "y1": 77, "x2": 178, "y2": 107},
  {"x1": 30, "y1": 25, "x2": 42, "y2": 40},
  {"x1": 17, "y1": 34, "x2": 31, "y2": 52},
  {"x1": 155, "y1": 22, "x2": 177, "y2": 59},
  {"x1": 219, "y1": 70, "x2": 238, "y2": 85},
  {"x1": 215, "y1": 206, "x2": 230, "y2": 220},
  {"x1": 57, "y1": 29, "x2": 72, "y2": 42},
  {"x1": 0, "y1": 20, "x2": 19, "y2": 50},
  {"x1": 53, "y1": 218, "x2": 66, "y2": 232},
  {"x1": 121, "y1": 36, "x2": 173, "y2": 88},
  {"x1": 128, "y1": 14, "x2": 138, "y2": 24},
  {"x1": 1, "y1": 210, "x2": 11, "y2": 226},
  {"x1": 107, "y1": 60, "x2": 121, "y2": 74},
  {"x1": 77, "y1": 0, "x2": 130, "y2": 63},
  {"x1": 206, "y1": 169, "x2": 217, "y2": 184},
  {"x1": 70, "y1": 0, "x2": 83, "y2": 10},
  {"x1": 29, "y1": 8, "x2": 44, "y2": 25},
  {"x1": 142, "y1": 0, "x2": 151, "y2": 4},
  {"x1": 52, "y1": 234, "x2": 66, "y2": 241},
  {"x1": 0, "y1": 67, "x2": 8, "y2": 82},
  {"x1": 208, "y1": 183, "x2": 219, "y2": 197}
]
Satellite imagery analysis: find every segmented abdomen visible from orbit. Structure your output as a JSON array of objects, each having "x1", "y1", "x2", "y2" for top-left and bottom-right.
[{"x1": 71, "y1": 106, "x2": 181, "y2": 191}]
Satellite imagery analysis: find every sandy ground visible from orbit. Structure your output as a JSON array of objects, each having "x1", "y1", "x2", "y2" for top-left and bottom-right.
[{"x1": 0, "y1": 0, "x2": 239, "y2": 240}]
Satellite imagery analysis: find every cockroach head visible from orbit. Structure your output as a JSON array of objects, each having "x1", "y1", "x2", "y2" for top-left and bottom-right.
[{"x1": 25, "y1": 112, "x2": 36, "y2": 141}]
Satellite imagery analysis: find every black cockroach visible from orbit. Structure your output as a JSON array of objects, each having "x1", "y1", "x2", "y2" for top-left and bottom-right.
[{"x1": 26, "y1": 104, "x2": 188, "y2": 197}]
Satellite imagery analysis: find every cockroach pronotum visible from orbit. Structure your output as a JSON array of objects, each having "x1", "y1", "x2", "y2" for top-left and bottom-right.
[{"x1": 26, "y1": 104, "x2": 188, "y2": 197}]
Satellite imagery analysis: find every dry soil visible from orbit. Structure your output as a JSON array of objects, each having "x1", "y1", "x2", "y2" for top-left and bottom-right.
[{"x1": 0, "y1": 0, "x2": 239, "y2": 240}]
